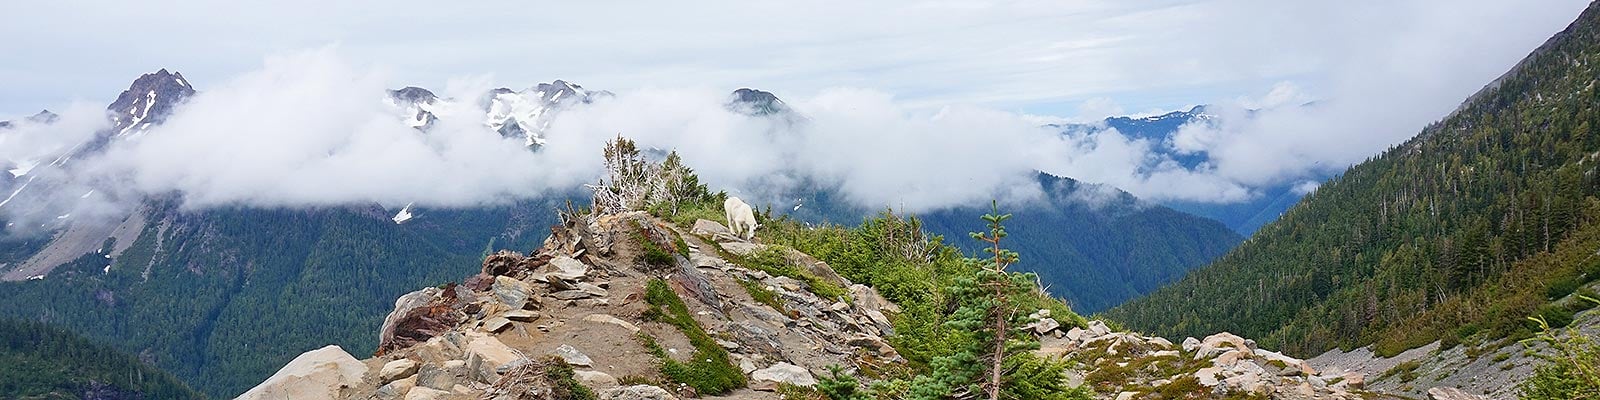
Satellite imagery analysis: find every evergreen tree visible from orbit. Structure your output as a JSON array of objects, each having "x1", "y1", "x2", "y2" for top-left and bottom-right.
[{"x1": 908, "y1": 202, "x2": 1084, "y2": 400}]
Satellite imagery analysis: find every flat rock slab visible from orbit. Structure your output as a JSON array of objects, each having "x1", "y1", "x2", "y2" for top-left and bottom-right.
[{"x1": 553, "y1": 344, "x2": 594, "y2": 367}]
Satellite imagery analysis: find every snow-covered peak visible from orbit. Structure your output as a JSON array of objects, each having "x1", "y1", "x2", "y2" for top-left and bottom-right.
[
  {"x1": 386, "y1": 87, "x2": 442, "y2": 129},
  {"x1": 107, "y1": 69, "x2": 195, "y2": 138},
  {"x1": 483, "y1": 80, "x2": 609, "y2": 147}
]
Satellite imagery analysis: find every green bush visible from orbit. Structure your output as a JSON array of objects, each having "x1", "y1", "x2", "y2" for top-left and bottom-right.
[{"x1": 1518, "y1": 313, "x2": 1600, "y2": 399}]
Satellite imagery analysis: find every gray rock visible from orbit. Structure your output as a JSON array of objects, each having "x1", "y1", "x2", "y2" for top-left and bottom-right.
[
  {"x1": 576, "y1": 282, "x2": 609, "y2": 297},
  {"x1": 483, "y1": 317, "x2": 512, "y2": 333},
  {"x1": 1182, "y1": 337, "x2": 1201, "y2": 352},
  {"x1": 492, "y1": 276, "x2": 533, "y2": 309},
  {"x1": 720, "y1": 242, "x2": 766, "y2": 256},
  {"x1": 416, "y1": 360, "x2": 469, "y2": 390},
  {"x1": 600, "y1": 384, "x2": 679, "y2": 400},
  {"x1": 374, "y1": 376, "x2": 415, "y2": 399},
  {"x1": 1087, "y1": 320, "x2": 1111, "y2": 336},
  {"x1": 548, "y1": 256, "x2": 589, "y2": 280},
  {"x1": 750, "y1": 362, "x2": 817, "y2": 391},
  {"x1": 503, "y1": 309, "x2": 539, "y2": 322},
  {"x1": 552, "y1": 290, "x2": 592, "y2": 300},
  {"x1": 1033, "y1": 317, "x2": 1061, "y2": 334},
  {"x1": 552, "y1": 344, "x2": 594, "y2": 367}
]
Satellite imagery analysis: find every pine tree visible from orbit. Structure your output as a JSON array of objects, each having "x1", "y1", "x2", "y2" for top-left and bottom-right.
[{"x1": 908, "y1": 201, "x2": 1084, "y2": 400}]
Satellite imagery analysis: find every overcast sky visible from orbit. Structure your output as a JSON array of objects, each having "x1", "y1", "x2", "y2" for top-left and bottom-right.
[
  {"x1": 4, "y1": 0, "x2": 1585, "y2": 118},
  {"x1": 0, "y1": 0, "x2": 1592, "y2": 223}
]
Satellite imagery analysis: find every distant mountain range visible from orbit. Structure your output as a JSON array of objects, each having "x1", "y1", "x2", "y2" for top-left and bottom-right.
[{"x1": 1051, "y1": 106, "x2": 1330, "y2": 235}]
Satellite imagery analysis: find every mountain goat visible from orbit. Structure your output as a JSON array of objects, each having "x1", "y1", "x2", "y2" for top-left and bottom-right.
[{"x1": 724, "y1": 197, "x2": 758, "y2": 240}]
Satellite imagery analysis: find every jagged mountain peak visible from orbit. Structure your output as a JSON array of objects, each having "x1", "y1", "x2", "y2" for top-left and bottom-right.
[
  {"x1": 727, "y1": 88, "x2": 792, "y2": 117},
  {"x1": 483, "y1": 80, "x2": 608, "y2": 147},
  {"x1": 388, "y1": 86, "x2": 438, "y2": 105},
  {"x1": 107, "y1": 68, "x2": 195, "y2": 137},
  {"x1": 0, "y1": 110, "x2": 57, "y2": 130},
  {"x1": 387, "y1": 87, "x2": 441, "y2": 129}
]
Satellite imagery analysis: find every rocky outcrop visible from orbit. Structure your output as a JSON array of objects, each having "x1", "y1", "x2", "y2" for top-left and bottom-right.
[
  {"x1": 257, "y1": 211, "x2": 901, "y2": 399},
  {"x1": 1038, "y1": 324, "x2": 1364, "y2": 399},
  {"x1": 236, "y1": 345, "x2": 368, "y2": 400}
]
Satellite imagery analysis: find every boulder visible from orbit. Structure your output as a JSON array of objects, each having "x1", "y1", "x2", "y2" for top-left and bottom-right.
[
  {"x1": 1195, "y1": 332, "x2": 1252, "y2": 360},
  {"x1": 600, "y1": 384, "x2": 679, "y2": 400},
  {"x1": 417, "y1": 360, "x2": 470, "y2": 390},
  {"x1": 236, "y1": 345, "x2": 368, "y2": 400},
  {"x1": 1087, "y1": 320, "x2": 1111, "y2": 336},
  {"x1": 464, "y1": 334, "x2": 520, "y2": 371},
  {"x1": 750, "y1": 362, "x2": 817, "y2": 391},
  {"x1": 404, "y1": 387, "x2": 452, "y2": 400},
  {"x1": 1427, "y1": 387, "x2": 1490, "y2": 400},
  {"x1": 1148, "y1": 336, "x2": 1174, "y2": 349},
  {"x1": 691, "y1": 219, "x2": 741, "y2": 242},
  {"x1": 553, "y1": 344, "x2": 594, "y2": 367},
  {"x1": 1064, "y1": 327, "x2": 1087, "y2": 342},
  {"x1": 378, "y1": 287, "x2": 442, "y2": 351},
  {"x1": 689, "y1": 252, "x2": 728, "y2": 269},
  {"x1": 576, "y1": 370, "x2": 620, "y2": 389},
  {"x1": 547, "y1": 256, "x2": 589, "y2": 281},
  {"x1": 1032, "y1": 317, "x2": 1062, "y2": 334},
  {"x1": 481, "y1": 250, "x2": 525, "y2": 276},
  {"x1": 380, "y1": 359, "x2": 421, "y2": 383},
  {"x1": 720, "y1": 242, "x2": 766, "y2": 256},
  {"x1": 483, "y1": 317, "x2": 513, "y2": 333},
  {"x1": 1340, "y1": 372, "x2": 1365, "y2": 390},
  {"x1": 375, "y1": 376, "x2": 416, "y2": 399},
  {"x1": 493, "y1": 276, "x2": 534, "y2": 309},
  {"x1": 1182, "y1": 337, "x2": 1201, "y2": 352},
  {"x1": 576, "y1": 282, "x2": 609, "y2": 297}
]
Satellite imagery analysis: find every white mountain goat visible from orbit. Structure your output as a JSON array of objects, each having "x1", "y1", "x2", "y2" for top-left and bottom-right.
[{"x1": 724, "y1": 197, "x2": 758, "y2": 240}]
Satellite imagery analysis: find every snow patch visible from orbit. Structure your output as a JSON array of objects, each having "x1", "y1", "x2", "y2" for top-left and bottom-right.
[
  {"x1": 392, "y1": 202, "x2": 414, "y2": 224},
  {"x1": 8, "y1": 160, "x2": 37, "y2": 177}
]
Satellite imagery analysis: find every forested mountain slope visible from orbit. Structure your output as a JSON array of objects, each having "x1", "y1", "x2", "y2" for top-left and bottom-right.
[
  {"x1": 1108, "y1": 0, "x2": 1600, "y2": 358},
  {"x1": 0, "y1": 199, "x2": 563, "y2": 397},
  {"x1": 0, "y1": 318, "x2": 203, "y2": 399}
]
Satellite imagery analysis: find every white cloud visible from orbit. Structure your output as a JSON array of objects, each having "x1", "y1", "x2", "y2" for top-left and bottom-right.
[{"x1": 0, "y1": 0, "x2": 1591, "y2": 224}]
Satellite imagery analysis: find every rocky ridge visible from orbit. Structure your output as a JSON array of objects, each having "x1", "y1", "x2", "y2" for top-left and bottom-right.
[
  {"x1": 240, "y1": 211, "x2": 903, "y2": 399},
  {"x1": 243, "y1": 207, "x2": 1388, "y2": 399}
]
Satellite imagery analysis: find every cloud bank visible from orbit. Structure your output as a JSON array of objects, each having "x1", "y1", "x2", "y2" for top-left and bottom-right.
[{"x1": 0, "y1": 0, "x2": 1590, "y2": 232}]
